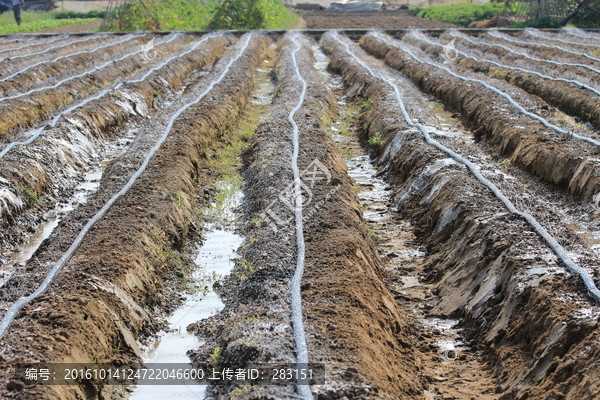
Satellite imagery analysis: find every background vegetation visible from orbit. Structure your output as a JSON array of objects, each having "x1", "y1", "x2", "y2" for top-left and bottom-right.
[
  {"x1": 413, "y1": 1, "x2": 600, "y2": 28},
  {"x1": 414, "y1": 3, "x2": 506, "y2": 27},
  {"x1": 53, "y1": 10, "x2": 106, "y2": 19},
  {"x1": 0, "y1": 10, "x2": 100, "y2": 34},
  {"x1": 104, "y1": 0, "x2": 214, "y2": 31},
  {"x1": 103, "y1": 0, "x2": 299, "y2": 31}
]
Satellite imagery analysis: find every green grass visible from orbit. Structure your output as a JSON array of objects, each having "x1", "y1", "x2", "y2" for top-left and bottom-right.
[
  {"x1": 415, "y1": 3, "x2": 505, "y2": 27},
  {"x1": 0, "y1": 11, "x2": 100, "y2": 34}
]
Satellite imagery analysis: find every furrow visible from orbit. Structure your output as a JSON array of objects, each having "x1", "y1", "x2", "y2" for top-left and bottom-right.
[
  {"x1": 361, "y1": 32, "x2": 600, "y2": 203},
  {"x1": 0, "y1": 33, "x2": 186, "y2": 144},
  {"x1": 0, "y1": 34, "x2": 263, "y2": 400}
]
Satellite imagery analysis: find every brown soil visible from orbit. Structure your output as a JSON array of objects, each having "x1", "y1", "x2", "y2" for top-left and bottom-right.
[
  {"x1": 0, "y1": 34, "x2": 182, "y2": 144},
  {"x1": 0, "y1": 35, "x2": 265, "y2": 399},
  {"x1": 432, "y1": 33, "x2": 600, "y2": 131},
  {"x1": 361, "y1": 33, "x2": 600, "y2": 204},
  {"x1": 295, "y1": 39, "x2": 422, "y2": 399},
  {"x1": 0, "y1": 35, "x2": 233, "y2": 277},
  {"x1": 302, "y1": 10, "x2": 454, "y2": 30},
  {"x1": 0, "y1": 30, "x2": 598, "y2": 400},
  {"x1": 0, "y1": 35, "x2": 141, "y2": 94},
  {"x1": 59, "y1": 1, "x2": 110, "y2": 13},
  {"x1": 322, "y1": 33, "x2": 599, "y2": 400}
]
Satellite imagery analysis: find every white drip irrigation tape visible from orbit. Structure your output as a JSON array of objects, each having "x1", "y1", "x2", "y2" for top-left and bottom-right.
[
  {"x1": 0, "y1": 33, "x2": 219, "y2": 160},
  {"x1": 0, "y1": 33, "x2": 253, "y2": 340},
  {"x1": 288, "y1": 34, "x2": 313, "y2": 400},
  {"x1": 0, "y1": 34, "x2": 177, "y2": 103},
  {"x1": 0, "y1": 35, "x2": 64, "y2": 57},
  {"x1": 449, "y1": 30, "x2": 600, "y2": 75},
  {"x1": 410, "y1": 31, "x2": 600, "y2": 98},
  {"x1": 526, "y1": 29, "x2": 600, "y2": 49},
  {"x1": 1, "y1": 35, "x2": 98, "y2": 63},
  {"x1": 562, "y1": 28, "x2": 600, "y2": 41},
  {"x1": 333, "y1": 32, "x2": 600, "y2": 302},
  {"x1": 0, "y1": 37, "x2": 31, "y2": 47},
  {"x1": 488, "y1": 31, "x2": 600, "y2": 64},
  {"x1": 1, "y1": 34, "x2": 145, "y2": 83},
  {"x1": 389, "y1": 33, "x2": 600, "y2": 147}
]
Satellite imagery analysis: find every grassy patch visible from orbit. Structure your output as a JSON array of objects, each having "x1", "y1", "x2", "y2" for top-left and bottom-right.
[
  {"x1": 415, "y1": 3, "x2": 505, "y2": 27},
  {"x1": 0, "y1": 11, "x2": 100, "y2": 33},
  {"x1": 367, "y1": 132, "x2": 384, "y2": 146}
]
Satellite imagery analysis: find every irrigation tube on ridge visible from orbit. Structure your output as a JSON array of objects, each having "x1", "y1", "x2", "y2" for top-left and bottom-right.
[
  {"x1": 449, "y1": 30, "x2": 600, "y2": 75},
  {"x1": 0, "y1": 35, "x2": 64, "y2": 58},
  {"x1": 0, "y1": 34, "x2": 145, "y2": 83},
  {"x1": 409, "y1": 31, "x2": 600, "y2": 98},
  {"x1": 562, "y1": 28, "x2": 600, "y2": 41},
  {"x1": 488, "y1": 31, "x2": 600, "y2": 64},
  {"x1": 0, "y1": 33, "x2": 253, "y2": 340},
  {"x1": 1, "y1": 35, "x2": 98, "y2": 63},
  {"x1": 396, "y1": 33, "x2": 600, "y2": 147},
  {"x1": 332, "y1": 32, "x2": 600, "y2": 303},
  {"x1": 0, "y1": 33, "x2": 220, "y2": 160},
  {"x1": 526, "y1": 29, "x2": 600, "y2": 49},
  {"x1": 0, "y1": 34, "x2": 178, "y2": 103},
  {"x1": 288, "y1": 34, "x2": 313, "y2": 400}
]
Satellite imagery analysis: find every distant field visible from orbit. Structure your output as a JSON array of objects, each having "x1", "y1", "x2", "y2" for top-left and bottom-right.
[{"x1": 56, "y1": 0, "x2": 110, "y2": 12}]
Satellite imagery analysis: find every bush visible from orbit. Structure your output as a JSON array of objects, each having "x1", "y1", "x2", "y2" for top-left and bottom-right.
[
  {"x1": 416, "y1": 3, "x2": 505, "y2": 27},
  {"x1": 408, "y1": 6, "x2": 424, "y2": 16},
  {"x1": 104, "y1": 0, "x2": 216, "y2": 31},
  {"x1": 103, "y1": 0, "x2": 298, "y2": 31},
  {"x1": 207, "y1": 0, "x2": 298, "y2": 30}
]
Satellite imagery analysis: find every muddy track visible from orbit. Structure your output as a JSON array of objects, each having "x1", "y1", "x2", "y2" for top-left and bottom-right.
[{"x1": 0, "y1": 30, "x2": 598, "y2": 400}]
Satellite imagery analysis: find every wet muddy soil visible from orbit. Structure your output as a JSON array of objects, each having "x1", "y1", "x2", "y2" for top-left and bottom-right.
[{"x1": 0, "y1": 30, "x2": 598, "y2": 400}]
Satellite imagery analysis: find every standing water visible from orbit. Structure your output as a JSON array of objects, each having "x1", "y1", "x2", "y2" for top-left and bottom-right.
[
  {"x1": 130, "y1": 183, "x2": 243, "y2": 399},
  {"x1": 0, "y1": 134, "x2": 135, "y2": 287},
  {"x1": 131, "y1": 47, "x2": 273, "y2": 399}
]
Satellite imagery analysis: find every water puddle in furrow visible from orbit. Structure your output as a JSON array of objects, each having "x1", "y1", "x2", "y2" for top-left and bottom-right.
[
  {"x1": 0, "y1": 134, "x2": 135, "y2": 287},
  {"x1": 130, "y1": 50, "x2": 275, "y2": 399},
  {"x1": 312, "y1": 44, "x2": 470, "y2": 385},
  {"x1": 129, "y1": 185, "x2": 242, "y2": 400},
  {"x1": 348, "y1": 148, "x2": 465, "y2": 356}
]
